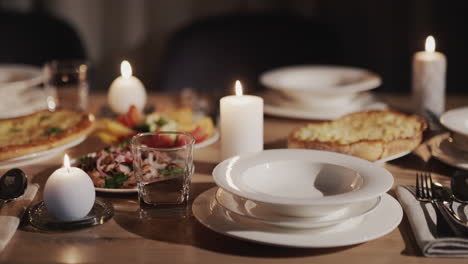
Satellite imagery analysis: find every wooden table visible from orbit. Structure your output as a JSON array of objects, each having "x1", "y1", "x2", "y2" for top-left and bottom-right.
[{"x1": 1, "y1": 94, "x2": 467, "y2": 264}]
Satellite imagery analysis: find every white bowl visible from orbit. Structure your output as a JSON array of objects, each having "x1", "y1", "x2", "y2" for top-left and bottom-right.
[
  {"x1": 260, "y1": 65, "x2": 381, "y2": 107},
  {"x1": 212, "y1": 149, "x2": 393, "y2": 217},
  {"x1": 440, "y1": 107, "x2": 468, "y2": 151},
  {"x1": 0, "y1": 64, "x2": 43, "y2": 95}
]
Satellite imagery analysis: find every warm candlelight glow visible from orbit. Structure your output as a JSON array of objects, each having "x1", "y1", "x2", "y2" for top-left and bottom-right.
[
  {"x1": 235, "y1": 80, "x2": 243, "y2": 96},
  {"x1": 425, "y1": 36, "x2": 435, "y2": 53},
  {"x1": 121, "y1": 60, "x2": 132, "y2": 79},
  {"x1": 64, "y1": 154, "x2": 71, "y2": 173}
]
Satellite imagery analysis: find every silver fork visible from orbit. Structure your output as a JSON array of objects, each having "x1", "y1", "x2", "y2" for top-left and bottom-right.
[{"x1": 415, "y1": 172, "x2": 456, "y2": 237}]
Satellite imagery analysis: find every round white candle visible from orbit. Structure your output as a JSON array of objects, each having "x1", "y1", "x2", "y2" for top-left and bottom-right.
[
  {"x1": 220, "y1": 80, "x2": 263, "y2": 160},
  {"x1": 44, "y1": 154, "x2": 96, "y2": 221},
  {"x1": 412, "y1": 35, "x2": 447, "y2": 116},
  {"x1": 108, "y1": 60, "x2": 147, "y2": 114}
]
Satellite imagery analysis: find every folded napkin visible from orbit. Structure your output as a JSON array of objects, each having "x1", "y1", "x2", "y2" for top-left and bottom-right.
[
  {"x1": 396, "y1": 185, "x2": 468, "y2": 257},
  {"x1": 0, "y1": 184, "x2": 38, "y2": 252}
]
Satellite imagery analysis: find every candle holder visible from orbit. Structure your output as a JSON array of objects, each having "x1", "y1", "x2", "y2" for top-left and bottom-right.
[{"x1": 28, "y1": 199, "x2": 114, "y2": 231}]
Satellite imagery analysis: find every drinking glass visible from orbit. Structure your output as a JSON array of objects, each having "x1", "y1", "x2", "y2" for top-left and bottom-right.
[
  {"x1": 43, "y1": 60, "x2": 89, "y2": 111},
  {"x1": 131, "y1": 132, "x2": 195, "y2": 209}
]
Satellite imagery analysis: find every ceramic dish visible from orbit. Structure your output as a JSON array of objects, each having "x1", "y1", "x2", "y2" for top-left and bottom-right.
[
  {"x1": 259, "y1": 65, "x2": 381, "y2": 105},
  {"x1": 0, "y1": 136, "x2": 86, "y2": 169},
  {"x1": 261, "y1": 91, "x2": 387, "y2": 120},
  {"x1": 215, "y1": 188, "x2": 381, "y2": 229},
  {"x1": 0, "y1": 64, "x2": 43, "y2": 94},
  {"x1": 440, "y1": 107, "x2": 468, "y2": 151},
  {"x1": 192, "y1": 188, "x2": 402, "y2": 248},
  {"x1": 75, "y1": 133, "x2": 219, "y2": 194},
  {"x1": 212, "y1": 149, "x2": 394, "y2": 217},
  {"x1": 428, "y1": 133, "x2": 468, "y2": 170},
  {"x1": 0, "y1": 88, "x2": 49, "y2": 119}
]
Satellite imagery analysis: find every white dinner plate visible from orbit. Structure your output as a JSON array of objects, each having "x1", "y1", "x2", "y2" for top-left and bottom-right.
[
  {"x1": 0, "y1": 136, "x2": 87, "y2": 169},
  {"x1": 192, "y1": 188, "x2": 402, "y2": 248},
  {"x1": 261, "y1": 91, "x2": 387, "y2": 120},
  {"x1": 215, "y1": 188, "x2": 381, "y2": 229},
  {"x1": 428, "y1": 133, "x2": 468, "y2": 170},
  {"x1": 213, "y1": 149, "x2": 394, "y2": 207},
  {"x1": 0, "y1": 64, "x2": 43, "y2": 93}
]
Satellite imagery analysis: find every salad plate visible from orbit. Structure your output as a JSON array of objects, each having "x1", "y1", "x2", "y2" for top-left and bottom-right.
[
  {"x1": 74, "y1": 133, "x2": 218, "y2": 194},
  {"x1": 215, "y1": 188, "x2": 381, "y2": 229},
  {"x1": 213, "y1": 149, "x2": 393, "y2": 217},
  {"x1": 192, "y1": 188, "x2": 402, "y2": 248}
]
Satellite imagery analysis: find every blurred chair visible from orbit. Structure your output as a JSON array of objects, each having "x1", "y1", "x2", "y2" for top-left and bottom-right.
[
  {"x1": 156, "y1": 13, "x2": 343, "y2": 97},
  {"x1": 0, "y1": 11, "x2": 86, "y2": 66}
]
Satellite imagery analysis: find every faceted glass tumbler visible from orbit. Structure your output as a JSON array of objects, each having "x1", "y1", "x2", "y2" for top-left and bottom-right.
[{"x1": 131, "y1": 132, "x2": 195, "y2": 207}]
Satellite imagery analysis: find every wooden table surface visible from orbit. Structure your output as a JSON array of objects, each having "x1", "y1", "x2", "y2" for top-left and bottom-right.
[{"x1": 1, "y1": 93, "x2": 468, "y2": 264}]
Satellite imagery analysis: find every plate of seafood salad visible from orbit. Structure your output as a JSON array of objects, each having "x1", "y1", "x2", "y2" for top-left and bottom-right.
[
  {"x1": 76, "y1": 141, "x2": 137, "y2": 193},
  {"x1": 76, "y1": 139, "x2": 188, "y2": 193}
]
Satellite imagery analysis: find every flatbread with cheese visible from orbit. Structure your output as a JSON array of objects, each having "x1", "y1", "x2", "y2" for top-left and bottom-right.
[{"x1": 0, "y1": 109, "x2": 94, "y2": 161}]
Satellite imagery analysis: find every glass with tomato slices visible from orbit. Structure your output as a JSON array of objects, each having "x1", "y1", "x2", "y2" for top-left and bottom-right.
[{"x1": 131, "y1": 132, "x2": 195, "y2": 213}]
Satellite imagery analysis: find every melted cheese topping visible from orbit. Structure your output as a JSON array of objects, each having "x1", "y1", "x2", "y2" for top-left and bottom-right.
[
  {"x1": 0, "y1": 111, "x2": 83, "y2": 146},
  {"x1": 295, "y1": 112, "x2": 424, "y2": 144}
]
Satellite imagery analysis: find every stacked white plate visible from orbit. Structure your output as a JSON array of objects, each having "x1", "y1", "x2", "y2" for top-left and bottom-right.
[
  {"x1": 192, "y1": 149, "x2": 403, "y2": 248},
  {"x1": 0, "y1": 64, "x2": 48, "y2": 119},
  {"x1": 259, "y1": 65, "x2": 387, "y2": 120}
]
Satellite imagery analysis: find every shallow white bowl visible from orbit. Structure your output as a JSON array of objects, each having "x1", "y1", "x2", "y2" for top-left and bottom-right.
[
  {"x1": 212, "y1": 149, "x2": 393, "y2": 217},
  {"x1": 259, "y1": 65, "x2": 381, "y2": 106},
  {"x1": 440, "y1": 107, "x2": 468, "y2": 151},
  {"x1": 0, "y1": 64, "x2": 43, "y2": 94}
]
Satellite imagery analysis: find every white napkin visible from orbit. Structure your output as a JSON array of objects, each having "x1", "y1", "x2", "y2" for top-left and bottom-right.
[
  {"x1": 0, "y1": 183, "x2": 39, "y2": 252},
  {"x1": 395, "y1": 185, "x2": 468, "y2": 257}
]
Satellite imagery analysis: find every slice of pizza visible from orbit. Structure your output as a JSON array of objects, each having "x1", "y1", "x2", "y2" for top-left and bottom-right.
[{"x1": 0, "y1": 109, "x2": 94, "y2": 161}]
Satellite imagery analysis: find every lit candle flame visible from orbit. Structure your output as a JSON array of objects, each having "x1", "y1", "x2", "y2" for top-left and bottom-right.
[
  {"x1": 64, "y1": 154, "x2": 71, "y2": 173},
  {"x1": 425, "y1": 35, "x2": 435, "y2": 53},
  {"x1": 121, "y1": 60, "x2": 132, "y2": 79},
  {"x1": 235, "y1": 80, "x2": 243, "y2": 96}
]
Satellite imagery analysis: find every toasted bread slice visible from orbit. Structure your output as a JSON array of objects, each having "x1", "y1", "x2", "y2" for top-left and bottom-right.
[{"x1": 288, "y1": 110, "x2": 427, "y2": 161}]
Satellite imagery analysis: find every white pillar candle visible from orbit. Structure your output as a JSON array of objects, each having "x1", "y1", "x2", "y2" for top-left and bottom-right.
[
  {"x1": 220, "y1": 80, "x2": 264, "y2": 160},
  {"x1": 44, "y1": 154, "x2": 96, "y2": 221},
  {"x1": 108, "y1": 60, "x2": 147, "y2": 114},
  {"x1": 412, "y1": 35, "x2": 447, "y2": 116}
]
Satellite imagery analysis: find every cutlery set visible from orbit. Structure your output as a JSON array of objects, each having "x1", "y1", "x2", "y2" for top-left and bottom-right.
[{"x1": 415, "y1": 172, "x2": 468, "y2": 235}]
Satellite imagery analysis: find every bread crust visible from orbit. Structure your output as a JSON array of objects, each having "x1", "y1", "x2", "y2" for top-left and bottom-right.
[
  {"x1": 0, "y1": 109, "x2": 94, "y2": 161},
  {"x1": 287, "y1": 110, "x2": 427, "y2": 161}
]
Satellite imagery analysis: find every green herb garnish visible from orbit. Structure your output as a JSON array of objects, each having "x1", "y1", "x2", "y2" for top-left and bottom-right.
[
  {"x1": 158, "y1": 167, "x2": 184, "y2": 176},
  {"x1": 40, "y1": 115, "x2": 51, "y2": 121},
  {"x1": 77, "y1": 155, "x2": 95, "y2": 172},
  {"x1": 104, "y1": 173, "x2": 129, "y2": 188},
  {"x1": 43, "y1": 127, "x2": 64, "y2": 136},
  {"x1": 133, "y1": 123, "x2": 150, "y2": 132},
  {"x1": 118, "y1": 137, "x2": 132, "y2": 147}
]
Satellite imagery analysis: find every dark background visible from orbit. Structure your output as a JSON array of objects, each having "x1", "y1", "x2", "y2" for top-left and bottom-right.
[{"x1": 0, "y1": 0, "x2": 467, "y2": 95}]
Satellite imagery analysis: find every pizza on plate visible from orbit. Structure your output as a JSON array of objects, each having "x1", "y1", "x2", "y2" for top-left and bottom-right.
[{"x1": 0, "y1": 109, "x2": 94, "y2": 161}]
